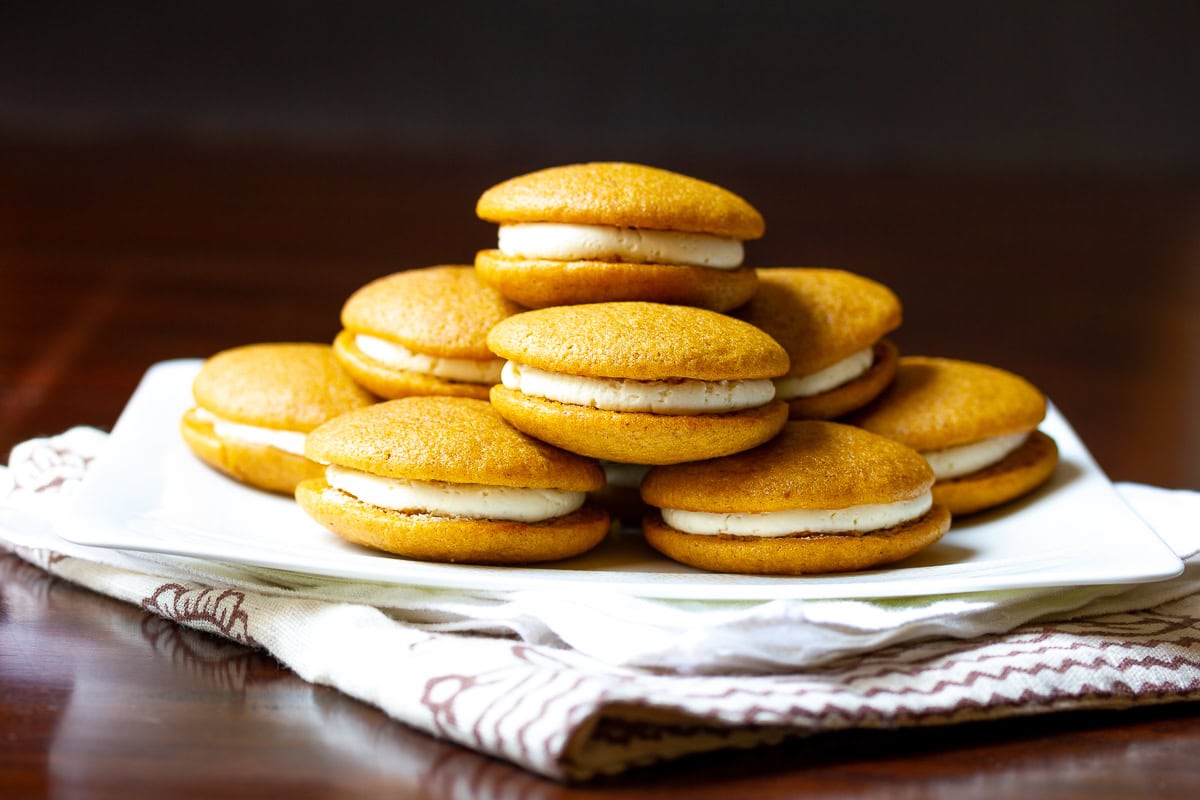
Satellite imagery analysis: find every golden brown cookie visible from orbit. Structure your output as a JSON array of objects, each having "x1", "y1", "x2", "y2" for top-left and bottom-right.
[
  {"x1": 640, "y1": 421, "x2": 950, "y2": 574},
  {"x1": 333, "y1": 265, "x2": 522, "y2": 400},
  {"x1": 474, "y1": 162, "x2": 763, "y2": 310},
  {"x1": 474, "y1": 253, "x2": 759, "y2": 311},
  {"x1": 180, "y1": 343, "x2": 376, "y2": 494},
  {"x1": 486, "y1": 302, "x2": 790, "y2": 464},
  {"x1": 476, "y1": 162, "x2": 765, "y2": 238},
  {"x1": 295, "y1": 397, "x2": 609, "y2": 564},
  {"x1": 928, "y1": 431, "x2": 1059, "y2": 516},
  {"x1": 737, "y1": 267, "x2": 902, "y2": 419},
  {"x1": 850, "y1": 356, "x2": 1058, "y2": 515}
]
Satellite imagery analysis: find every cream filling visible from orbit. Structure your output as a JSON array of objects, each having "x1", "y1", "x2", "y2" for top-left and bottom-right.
[
  {"x1": 661, "y1": 491, "x2": 933, "y2": 537},
  {"x1": 192, "y1": 408, "x2": 308, "y2": 456},
  {"x1": 325, "y1": 464, "x2": 585, "y2": 523},
  {"x1": 356, "y1": 334, "x2": 504, "y2": 385},
  {"x1": 923, "y1": 432, "x2": 1030, "y2": 480},
  {"x1": 774, "y1": 347, "x2": 875, "y2": 399},
  {"x1": 498, "y1": 222, "x2": 744, "y2": 269},
  {"x1": 501, "y1": 361, "x2": 775, "y2": 415}
]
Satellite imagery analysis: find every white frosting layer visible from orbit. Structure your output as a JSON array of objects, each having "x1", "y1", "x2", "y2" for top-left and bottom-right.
[
  {"x1": 193, "y1": 408, "x2": 308, "y2": 456},
  {"x1": 775, "y1": 347, "x2": 875, "y2": 399},
  {"x1": 326, "y1": 465, "x2": 585, "y2": 523},
  {"x1": 661, "y1": 491, "x2": 933, "y2": 537},
  {"x1": 498, "y1": 223, "x2": 744, "y2": 269},
  {"x1": 924, "y1": 432, "x2": 1029, "y2": 480},
  {"x1": 501, "y1": 361, "x2": 775, "y2": 415},
  {"x1": 356, "y1": 334, "x2": 504, "y2": 384}
]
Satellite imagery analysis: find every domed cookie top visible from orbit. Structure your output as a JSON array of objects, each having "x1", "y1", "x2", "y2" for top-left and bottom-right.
[
  {"x1": 737, "y1": 267, "x2": 903, "y2": 419},
  {"x1": 340, "y1": 266, "x2": 520, "y2": 360},
  {"x1": 305, "y1": 396, "x2": 603, "y2": 491},
  {"x1": 851, "y1": 356, "x2": 1046, "y2": 451},
  {"x1": 182, "y1": 342, "x2": 376, "y2": 494},
  {"x1": 192, "y1": 342, "x2": 376, "y2": 431},
  {"x1": 642, "y1": 420, "x2": 934, "y2": 512},
  {"x1": 334, "y1": 266, "x2": 521, "y2": 400},
  {"x1": 740, "y1": 268, "x2": 901, "y2": 375},
  {"x1": 476, "y1": 162, "x2": 765, "y2": 240},
  {"x1": 851, "y1": 356, "x2": 1057, "y2": 515},
  {"x1": 487, "y1": 301, "x2": 789, "y2": 381}
]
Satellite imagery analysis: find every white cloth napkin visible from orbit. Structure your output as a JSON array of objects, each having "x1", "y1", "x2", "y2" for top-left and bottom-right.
[{"x1": 3, "y1": 427, "x2": 1200, "y2": 780}]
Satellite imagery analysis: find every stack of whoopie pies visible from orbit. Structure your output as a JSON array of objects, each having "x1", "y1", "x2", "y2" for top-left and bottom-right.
[{"x1": 181, "y1": 161, "x2": 1059, "y2": 574}]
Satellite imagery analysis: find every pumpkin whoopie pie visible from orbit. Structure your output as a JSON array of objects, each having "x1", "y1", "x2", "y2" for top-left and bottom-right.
[
  {"x1": 641, "y1": 421, "x2": 951, "y2": 575},
  {"x1": 487, "y1": 302, "x2": 790, "y2": 465},
  {"x1": 738, "y1": 267, "x2": 902, "y2": 419},
  {"x1": 850, "y1": 356, "x2": 1059, "y2": 515},
  {"x1": 333, "y1": 265, "x2": 522, "y2": 400},
  {"x1": 180, "y1": 343, "x2": 376, "y2": 494},
  {"x1": 295, "y1": 397, "x2": 610, "y2": 565},
  {"x1": 475, "y1": 162, "x2": 763, "y2": 311}
]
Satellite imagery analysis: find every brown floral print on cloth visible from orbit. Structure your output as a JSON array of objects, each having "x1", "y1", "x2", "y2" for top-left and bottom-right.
[
  {"x1": 141, "y1": 614, "x2": 257, "y2": 693},
  {"x1": 141, "y1": 582, "x2": 259, "y2": 648},
  {"x1": 421, "y1": 643, "x2": 638, "y2": 765}
]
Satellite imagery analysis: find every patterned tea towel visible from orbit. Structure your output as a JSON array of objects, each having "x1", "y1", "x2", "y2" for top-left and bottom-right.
[{"x1": 3, "y1": 427, "x2": 1200, "y2": 780}]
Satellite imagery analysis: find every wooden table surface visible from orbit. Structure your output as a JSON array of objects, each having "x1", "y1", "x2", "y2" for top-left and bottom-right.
[{"x1": 2, "y1": 138, "x2": 1199, "y2": 797}]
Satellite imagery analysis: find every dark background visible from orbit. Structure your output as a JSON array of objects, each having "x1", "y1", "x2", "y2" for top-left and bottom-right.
[{"x1": 2, "y1": 1, "x2": 1198, "y2": 172}]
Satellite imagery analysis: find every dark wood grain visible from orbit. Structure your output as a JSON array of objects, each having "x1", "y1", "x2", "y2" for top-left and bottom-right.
[{"x1": 2, "y1": 136, "x2": 1199, "y2": 797}]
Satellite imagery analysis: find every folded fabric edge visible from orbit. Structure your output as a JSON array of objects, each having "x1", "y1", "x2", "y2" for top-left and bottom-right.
[
  {"x1": 555, "y1": 687, "x2": 1200, "y2": 782},
  {"x1": 7, "y1": 539, "x2": 1200, "y2": 783}
]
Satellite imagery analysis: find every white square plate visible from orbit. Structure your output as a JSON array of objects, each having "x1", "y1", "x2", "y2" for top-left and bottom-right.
[{"x1": 57, "y1": 360, "x2": 1183, "y2": 600}]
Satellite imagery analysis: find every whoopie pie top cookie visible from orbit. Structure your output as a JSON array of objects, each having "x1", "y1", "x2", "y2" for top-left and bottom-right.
[
  {"x1": 333, "y1": 265, "x2": 522, "y2": 400},
  {"x1": 180, "y1": 342, "x2": 376, "y2": 494},
  {"x1": 737, "y1": 267, "x2": 902, "y2": 419},
  {"x1": 295, "y1": 396, "x2": 610, "y2": 565},
  {"x1": 850, "y1": 356, "x2": 1059, "y2": 515},
  {"x1": 474, "y1": 162, "x2": 764, "y2": 311},
  {"x1": 640, "y1": 420, "x2": 950, "y2": 575},
  {"x1": 486, "y1": 301, "x2": 790, "y2": 464}
]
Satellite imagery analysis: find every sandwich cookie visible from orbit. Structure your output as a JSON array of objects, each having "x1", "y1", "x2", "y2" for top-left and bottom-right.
[
  {"x1": 487, "y1": 302, "x2": 790, "y2": 465},
  {"x1": 180, "y1": 343, "x2": 376, "y2": 494},
  {"x1": 475, "y1": 162, "x2": 763, "y2": 311},
  {"x1": 295, "y1": 397, "x2": 609, "y2": 564},
  {"x1": 333, "y1": 265, "x2": 522, "y2": 400},
  {"x1": 641, "y1": 421, "x2": 950, "y2": 574},
  {"x1": 738, "y1": 267, "x2": 902, "y2": 419},
  {"x1": 851, "y1": 356, "x2": 1059, "y2": 515}
]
